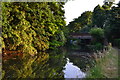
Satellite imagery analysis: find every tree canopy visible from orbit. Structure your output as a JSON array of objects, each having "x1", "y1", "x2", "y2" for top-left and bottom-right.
[
  {"x1": 67, "y1": 11, "x2": 92, "y2": 32},
  {"x1": 2, "y1": 2, "x2": 66, "y2": 55},
  {"x1": 104, "y1": 1, "x2": 120, "y2": 41}
]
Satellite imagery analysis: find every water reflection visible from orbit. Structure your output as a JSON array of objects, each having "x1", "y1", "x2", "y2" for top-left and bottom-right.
[
  {"x1": 2, "y1": 47, "x2": 95, "y2": 78},
  {"x1": 2, "y1": 51, "x2": 66, "y2": 78},
  {"x1": 63, "y1": 58, "x2": 86, "y2": 78}
]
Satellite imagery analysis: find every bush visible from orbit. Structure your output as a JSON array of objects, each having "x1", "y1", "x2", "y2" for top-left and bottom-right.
[
  {"x1": 90, "y1": 28, "x2": 104, "y2": 41},
  {"x1": 91, "y1": 43, "x2": 103, "y2": 51}
]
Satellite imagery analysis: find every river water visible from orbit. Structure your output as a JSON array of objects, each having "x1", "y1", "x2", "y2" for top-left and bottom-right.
[
  {"x1": 2, "y1": 47, "x2": 95, "y2": 78},
  {"x1": 63, "y1": 58, "x2": 86, "y2": 78}
]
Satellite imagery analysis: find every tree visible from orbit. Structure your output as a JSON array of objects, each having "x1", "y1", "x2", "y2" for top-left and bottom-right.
[
  {"x1": 90, "y1": 28, "x2": 104, "y2": 43},
  {"x1": 92, "y1": 2, "x2": 113, "y2": 28},
  {"x1": 92, "y1": 5, "x2": 106, "y2": 28},
  {"x1": 2, "y1": 2, "x2": 66, "y2": 55},
  {"x1": 104, "y1": 1, "x2": 120, "y2": 42},
  {"x1": 67, "y1": 11, "x2": 92, "y2": 33}
]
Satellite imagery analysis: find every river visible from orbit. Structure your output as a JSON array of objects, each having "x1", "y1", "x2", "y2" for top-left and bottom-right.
[{"x1": 2, "y1": 47, "x2": 95, "y2": 78}]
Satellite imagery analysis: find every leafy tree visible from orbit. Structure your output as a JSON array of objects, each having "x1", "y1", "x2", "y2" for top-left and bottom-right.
[
  {"x1": 89, "y1": 28, "x2": 104, "y2": 51},
  {"x1": 104, "y1": 1, "x2": 120, "y2": 42},
  {"x1": 92, "y1": 2, "x2": 113, "y2": 28},
  {"x1": 89, "y1": 28, "x2": 104, "y2": 43},
  {"x1": 2, "y1": 2, "x2": 66, "y2": 55},
  {"x1": 92, "y1": 5, "x2": 106, "y2": 28},
  {"x1": 67, "y1": 11, "x2": 92, "y2": 32}
]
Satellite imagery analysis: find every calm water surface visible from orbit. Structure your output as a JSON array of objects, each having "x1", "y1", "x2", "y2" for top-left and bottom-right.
[
  {"x1": 63, "y1": 58, "x2": 86, "y2": 78},
  {"x1": 3, "y1": 47, "x2": 95, "y2": 78}
]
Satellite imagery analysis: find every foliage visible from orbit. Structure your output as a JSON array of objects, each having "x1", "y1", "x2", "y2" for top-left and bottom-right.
[
  {"x1": 87, "y1": 47, "x2": 118, "y2": 78},
  {"x1": 90, "y1": 28, "x2": 104, "y2": 40},
  {"x1": 49, "y1": 40, "x2": 64, "y2": 49},
  {"x1": 92, "y1": 5, "x2": 106, "y2": 28},
  {"x1": 67, "y1": 11, "x2": 92, "y2": 32},
  {"x1": 89, "y1": 28, "x2": 104, "y2": 50},
  {"x1": 2, "y1": 2, "x2": 66, "y2": 55},
  {"x1": 91, "y1": 43, "x2": 103, "y2": 51},
  {"x1": 87, "y1": 64, "x2": 104, "y2": 78},
  {"x1": 80, "y1": 26, "x2": 91, "y2": 33},
  {"x1": 104, "y1": 2, "x2": 120, "y2": 42},
  {"x1": 91, "y1": 1, "x2": 120, "y2": 48},
  {"x1": 92, "y1": 2, "x2": 113, "y2": 28}
]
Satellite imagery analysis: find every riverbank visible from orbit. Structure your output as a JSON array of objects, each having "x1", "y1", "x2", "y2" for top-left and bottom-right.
[{"x1": 86, "y1": 47, "x2": 118, "y2": 78}]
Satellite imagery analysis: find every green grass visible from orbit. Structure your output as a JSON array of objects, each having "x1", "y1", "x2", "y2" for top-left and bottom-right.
[
  {"x1": 87, "y1": 65, "x2": 104, "y2": 78},
  {"x1": 86, "y1": 47, "x2": 118, "y2": 78}
]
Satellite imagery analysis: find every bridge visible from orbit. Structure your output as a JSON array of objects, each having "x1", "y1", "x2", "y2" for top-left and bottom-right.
[
  {"x1": 69, "y1": 33, "x2": 92, "y2": 45},
  {"x1": 70, "y1": 33, "x2": 92, "y2": 39}
]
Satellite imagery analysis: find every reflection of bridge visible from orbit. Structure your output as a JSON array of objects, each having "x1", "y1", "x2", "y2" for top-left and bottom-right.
[
  {"x1": 70, "y1": 33, "x2": 92, "y2": 39},
  {"x1": 3, "y1": 50, "x2": 23, "y2": 60}
]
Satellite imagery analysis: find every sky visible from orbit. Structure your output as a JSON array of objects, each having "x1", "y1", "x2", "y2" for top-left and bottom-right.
[{"x1": 64, "y1": 0, "x2": 120, "y2": 25}]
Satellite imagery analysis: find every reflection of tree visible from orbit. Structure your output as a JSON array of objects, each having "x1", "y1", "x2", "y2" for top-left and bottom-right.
[
  {"x1": 32, "y1": 50, "x2": 66, "y2": 78},
  {"x1": 2, "y1": 52, "x2": 47, "y2": 78},
  {"x1": 66, "y1": 51, "x2": 95, "y2": 72},
  {"x1": 43, "y1": 49, "x2": 67, "y2": 78},
  {"x1": 3, "y1": 50, "x2": 67, "y2": 78}
]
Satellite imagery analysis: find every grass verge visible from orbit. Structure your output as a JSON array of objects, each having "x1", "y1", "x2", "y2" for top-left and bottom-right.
[{"x1": 86, "y1": 47, "x2": 118, "y2": 78}]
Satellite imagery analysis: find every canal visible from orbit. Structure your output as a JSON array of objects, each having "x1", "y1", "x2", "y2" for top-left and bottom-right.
[{"x1": 2, "y1": 46, "x2": 96, "y2": 78}]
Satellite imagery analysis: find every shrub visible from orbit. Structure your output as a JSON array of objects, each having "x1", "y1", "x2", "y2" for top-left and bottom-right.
[
  {"x1": 90, "y1": 28, "x2": 104, "y2": 41},
  {"x1": 91, "y1": 43, "x2": 103, "y2": 51}
]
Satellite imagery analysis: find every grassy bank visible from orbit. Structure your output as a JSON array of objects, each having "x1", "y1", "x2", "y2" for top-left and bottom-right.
[{"x1": 86, "y1": 47, "x2": 118, "y2": 78}]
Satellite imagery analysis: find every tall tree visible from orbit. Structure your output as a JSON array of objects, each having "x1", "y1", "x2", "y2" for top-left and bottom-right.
[
  {"x1": 2, "y1": 2, "x2": 66, "y2": 55},
  {"x1": 92, "y1": 5, "x2": 106, "y2": 28},
  {"x1": 105, "y1": 1, "x2": 120, "y2": 41},
  {"x1": 92, "y1": 2, "x2": 113, "y2": 28},
  {"x1": 67, "y1": 11, "x2": 92, "y2": 33}
]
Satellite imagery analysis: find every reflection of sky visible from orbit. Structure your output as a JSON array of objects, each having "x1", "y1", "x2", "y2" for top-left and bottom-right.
[{"x1": 63, "y1": 58, "x2": 86, "y2": 78}]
